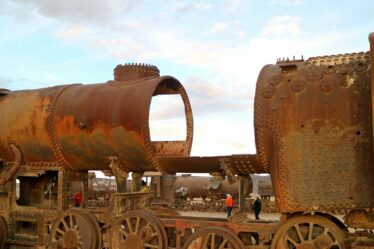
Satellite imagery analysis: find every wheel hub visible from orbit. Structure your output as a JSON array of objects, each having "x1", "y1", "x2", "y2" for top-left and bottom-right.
[
  {"x1": 314, "y1": 234, "x2": 333, "y2": 249},
  {"x1": 63, "y1": 230, "x2": 80, "y2": 249},
  {"x1": 296, "y1": 242, "x2": 315, "y2": 249},
  {"x1": 124, "y1": 234, "x2": 144, "y2": 249},
  {"x1": 139, "y1": 226, "x2": 154, "y2": 241}
]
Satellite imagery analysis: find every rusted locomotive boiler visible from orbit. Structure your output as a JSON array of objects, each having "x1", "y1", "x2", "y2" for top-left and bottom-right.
[{"x1": 0, "y1": 63, "x2": 193, "y2": 173}]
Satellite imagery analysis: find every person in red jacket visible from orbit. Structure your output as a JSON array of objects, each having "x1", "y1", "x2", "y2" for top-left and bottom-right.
[
  {"x1": 225, "y1": 194, "x2": 234, "y2": 218},
  {"x1": 74, "y1": 191, "x2": 83, "y2": 207}
]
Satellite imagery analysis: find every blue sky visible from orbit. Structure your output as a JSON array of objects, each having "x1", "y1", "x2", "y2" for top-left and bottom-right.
[{"x1": 1, "y1": 0, "x2": 373, "y2": 156}]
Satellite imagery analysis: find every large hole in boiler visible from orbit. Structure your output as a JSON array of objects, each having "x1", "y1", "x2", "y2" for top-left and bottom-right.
[{"x1": 149, "y1": 94, "x2": 186, "y2": 141}]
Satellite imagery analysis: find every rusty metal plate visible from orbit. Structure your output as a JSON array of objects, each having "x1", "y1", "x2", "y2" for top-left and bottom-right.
[{"x1": 156, "y1": 154, "x2": 264, "y2": 174}]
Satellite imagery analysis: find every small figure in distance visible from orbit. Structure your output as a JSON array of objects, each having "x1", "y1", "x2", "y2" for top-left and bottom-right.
[
  {"x1": 74, "y1": 191, "x2": 83, "y2": 207},
  {"x1": 141, "y1": 180, "x2": 149, "y2": 192},
  {"x1": 225, "y1": 194, "x2": 234, "y2": 218},
  {"x1": 253, "y1": 194, "x2": 262, "y2": 220}
]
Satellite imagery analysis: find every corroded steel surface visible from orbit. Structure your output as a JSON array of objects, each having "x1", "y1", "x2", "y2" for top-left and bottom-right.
[
  {"x1": 254, "y1": 51, "x2": 374, "y2": 212},
  {"x1": 0, "y1": 64, "x2": 193, "y2": 172},
  {"x1": 156, "y1": 154, "x2": 263, "y2": 174},
  {"x1": 173, "y1": 175, "x2": 251, "y2": 199}
]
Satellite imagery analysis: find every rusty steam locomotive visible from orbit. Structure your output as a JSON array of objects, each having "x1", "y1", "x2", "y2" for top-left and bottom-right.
[
  {"x1": 1, "y1": 33, "x2": 374, "y2": 249},
  {"x1": 84, "y1": 173, "x2": 274, "y2": 212}
]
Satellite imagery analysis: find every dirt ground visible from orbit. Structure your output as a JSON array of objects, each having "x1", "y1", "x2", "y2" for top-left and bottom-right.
[{"x1": 179, "y1": 211, "x2": 281, "y2": 221}]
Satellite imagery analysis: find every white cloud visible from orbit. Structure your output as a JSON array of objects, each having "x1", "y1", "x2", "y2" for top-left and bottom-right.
[
  {"x1": 174, "y1": 2, "x2": 212, "y2": 13},
  {"x1": 191, "y1": 113, "x2": 255, "y2": 156},
  {"x1": 54, "y1": 25, "x2": 94, "y2": 42},
  {"x1": 11, "y1": 0, "x2": 139, "y2": 24},
  {"x1": 272, "y1": 0, "x2": 301, "y2": 5},
  {"x1": 262, "y1": 16, "x2": 301, "y2": 36},
  {"x1": 194, "y1": 2, "x2": 212, "y2": 10},
  {"x1": 234, "y1": 30, "x2": 246, "y2": 38},
  {"x1": 210, "y1": 22, "x2": 230, "y2": 34},
  {"x1": 223, "y1": 0, "x2": 242, "y2": 6}
]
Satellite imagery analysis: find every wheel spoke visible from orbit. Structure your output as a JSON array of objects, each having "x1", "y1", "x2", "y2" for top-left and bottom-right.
[
  {"x1": 61, "y1": 218, "x2": 69, "y2": 231},
  {"x1": 331, "y1": 241, "x2": 339, "y2": 246},
  {"x1": 211, "y1": 233, "x2": 216, "y2": 248},
  {"x1": 285, "y1": 234, "x2": 299, "y2": 246},
  {"x1": 120, "y1": 227, "x2": 129, "y2": 238},
  {"x1": 56, "y1": 227, "x2": 65, "y2": 235},
  {"x1": 274, "y1": 216, "x2": 345, "y2": 249},
  {"x1": 294, "y1": 224, "x2": 304, "y2": 242},
  {"x1": 144, "y1": 243, "x2": 159, "y2": 248},
  {"x1": 308, "y1": 222, "x2": 314, "y2": 241},
  {"x1": 69, "y1": 214, "x2": 74, "y2": 228},
  {"x1": 219, "y1": 238, "x2": 228, "y2": 249},
  {"x1": 126, "y1": 218, "x2": 134, "y2": 233},
  {"x1": 150, "y1": 232, "x2": 158, "y2": 239},
  {"x1": 135, "y1": 217, "x2": 141, "y2": 234},
  {"x1": 112, "y1": 212, "x2": 166, "y2": 249},
  {"x1": 202, "y1": 235, "x2": 209, "y2": 247}
]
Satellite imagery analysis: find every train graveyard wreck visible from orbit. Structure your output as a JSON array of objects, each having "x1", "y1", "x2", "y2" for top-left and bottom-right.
[
  {"x1": 1, "y1": 33, "x2": 374, "y2": 249},
  {"x1": 80, "y1": 172, "x2": 275, "y2": 213}
]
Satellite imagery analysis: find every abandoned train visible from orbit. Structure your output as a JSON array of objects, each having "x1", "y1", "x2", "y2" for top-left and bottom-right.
[
  {"x1": 84, "y1": 173, "x2": 274, "y2": 212},
  {"x1": 1, "y1": 33, "x2": 374, "y2": 249}
]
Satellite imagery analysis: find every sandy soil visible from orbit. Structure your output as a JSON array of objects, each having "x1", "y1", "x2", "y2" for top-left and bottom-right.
[{"x1": 179, "y1": 211, "x2": 281, "y2": 221}]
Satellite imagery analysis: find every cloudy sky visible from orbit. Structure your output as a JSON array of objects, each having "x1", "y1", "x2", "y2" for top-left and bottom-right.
[{"x1": 1, "y1": 0, "x2": 373, "y2": 156}]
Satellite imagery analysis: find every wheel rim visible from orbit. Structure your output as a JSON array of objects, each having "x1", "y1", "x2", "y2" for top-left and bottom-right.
[
  {"x1": 271, "y1": 215, "x2": 346, "y2": 249},
  {"x1": 111, "y1": 210, "x2": 167, "y2": 249},
  {"x1": 0, "y1": 216, "x2": 7, "y2": 249},
  {"x1": 78, "y1": 211, "x2": 102, "y2": 249},
  {"x1": 52, "y1": 210, "x2": 101, "y2": 249},
  {"x1": 182, "y1": 226, "x2": 245, "y2": 249}
]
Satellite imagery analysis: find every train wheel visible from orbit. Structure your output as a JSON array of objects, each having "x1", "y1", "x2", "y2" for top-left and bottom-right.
[
  {"x1": 271, "y1": 215, "x2": 346, "y2": 249},
  {"x1": 51, "y1": 210, "x2": 101, "y2": 249},
  {"x1": 111, "y1": 210, "x2": 167, "y2": 249},
  {"x1": 182, "y1": 226, "x2": 245, "y2": 249},
  {"x1": 0, "y1": 216, "x2": 7, "y2": 249},
  {"x1": 78, "y1": 210, "x2": 102, "y2": 249}
]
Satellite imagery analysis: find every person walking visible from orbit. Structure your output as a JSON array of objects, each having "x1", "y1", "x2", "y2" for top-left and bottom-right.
[
  {"x1": 225, "y1": 194, "x2": 234, "y2": 218},
  {"x1": 74, "y1": 191, "x2": 83, "y2": 207},
  {"x1": 253, "y1": 194, "x2": 262, "y2": 220}
]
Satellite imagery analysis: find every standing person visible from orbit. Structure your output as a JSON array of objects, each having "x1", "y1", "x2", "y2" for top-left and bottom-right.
[
  {"x1": 225, "y1": 194, "x2": 234, "y2": 218},
  {"x1": 74, "y1": 191, "x2": 83, "y2": 207},
  {"x1": 253, "y1": 194, "x2": 262, "y2": 220}
]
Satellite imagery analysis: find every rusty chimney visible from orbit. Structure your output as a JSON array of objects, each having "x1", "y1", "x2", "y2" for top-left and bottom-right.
[{"x1": 114, "y1": 63, "x2": 160, "y2": 81}]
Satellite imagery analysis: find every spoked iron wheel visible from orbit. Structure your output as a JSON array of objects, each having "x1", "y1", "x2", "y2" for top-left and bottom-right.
[
  {"x1": 0, "y1": 216, "x2": 7, "y2": 249},
  {"x1": 271, "y1": 215, "x2": 346, "y2": 249},
  {"x1": 111, "y1": 210, "x2": 167, "y2": 249},
  {"x1": 182, "y1": 226, "x2": 245, "y2": 249},
  {"x1": 51, "y1": 210, "x2": 101, "y2": 249}
]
